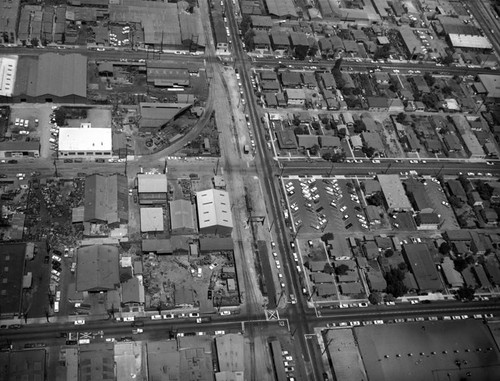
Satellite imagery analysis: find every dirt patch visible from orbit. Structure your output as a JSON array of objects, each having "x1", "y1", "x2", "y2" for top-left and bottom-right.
[{"x1": 143, "y1": 251, "x2": 240, "y2": 311}]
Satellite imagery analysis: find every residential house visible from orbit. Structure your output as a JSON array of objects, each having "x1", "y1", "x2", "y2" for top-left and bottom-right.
[
  {"x1": 362, "y1": 132, "x2": 385, "y2": 155},
  {"x1": 281, "y1": 72, "x2": 303, "y2": 88},
  {"x1": 271, "y1": 30, "x2": 290, "y2": 55},
  {"x1": 320, "y1": 73, "x2": 336, "y2": 90},
  {"x1": 447, "y1": 180, "x2": 467, "y2": 202},
  {"x1": 416, "y1": 212, "x2": 440, "y2": 230},
  {"x1": 366, "y1": 97, "x2": 389, "y2": 111},
  {"x1": 297, "y1": 135, "x2": 319, "y2": 149},
  {"x1": 253, "y1": 31, "x2": 271, "y2": 53},
  {"x1": 468, "y1": 191, "x2": 483, "y2": 207},
  {"x1": 285, "y1": 88, "x2": 307, "y2": 106}
]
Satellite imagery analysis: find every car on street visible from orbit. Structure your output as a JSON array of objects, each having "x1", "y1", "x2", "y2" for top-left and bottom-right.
[{"x1": 74, "y1": 320, "x2": 85, "y2": 325}]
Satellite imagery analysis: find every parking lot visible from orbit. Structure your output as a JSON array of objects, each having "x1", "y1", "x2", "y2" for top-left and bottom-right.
[{"x1": 284, "y1": 177, "x2": 370, "y2": 236}]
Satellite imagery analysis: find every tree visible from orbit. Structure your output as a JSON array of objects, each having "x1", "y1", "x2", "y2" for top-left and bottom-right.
[
  {"x1": 321, "y1": 232, "x2": 334, "y2": 242},
  {"x1": 311, "y1": 121, "x2": 320, "y2": 130},
  {"x1": 244, "y1": 29, "x2": 255, "y2": 51},
  {"x1": 309, "y1": 144, "x2": 320, "y2": 155},
  {"x1": 395, "y1": 112, "x2": 406, "y2": 124},
  {"x1": 439, "y1": 242, "x2": 451, "y2": 255},
  {"x1": 442, "y1": 85, "x2": 453, "y2": 96},
  {"x1": 294, "y1": 45, "x2": 309, "y2": 60},
  {"x1": 454, "y1": 258, "x2": 468, "y2": 272},
  {"x1": 449, "y1": 195, "x2": 464, "y2": 209},
  {"x1": 30, "y1": 37, "x2": 39, "y2": 47},
  {"x1": 367, "y1": 191, "x2": 384, "y2": 207},
  {"x1": 362, "y1": 146, "x2": 375, "y2": 158},
  {"x1": 240, "y1": 14, "x2": 252, "y2": 35},
  {"x1": 384, "y1": 268, "x2": 408, "y2": 298},
  {"x1": 456, "y1": 285, "x2": 475, "y2": 301},
  {"x1": 322, "y1": 152, "x2": 332, "y2": 161},
  {"x1": 424, "y1": 72, "x2": 436, "y2": 86},
  {"x1": 353, "y1": 120, "x2": 366, "y2": 133},
  {"x1": 369, "y1": 292, "x2": 383, "y2": 305},
  {"x1": 398, "y1": 262, "x2": 408, "y2": 272},
  {"x1": 293, "y1": 126, "x2": 304, "y2": 135},
  {"x1": 441, "y1": 54, "x2": 454, "y2": 65},
  {"x1": 323, "y1": 263, "x2": 334, "y2": 274},
  {"x1": 475, "y1": 181, "x2": 493, "y2": 200},
  {"x1": 335, "y1": 264, "x2": 349, "y2": 276},
  {"x1": 385, "y1": 249, "x2": 394, "y2": 258}
]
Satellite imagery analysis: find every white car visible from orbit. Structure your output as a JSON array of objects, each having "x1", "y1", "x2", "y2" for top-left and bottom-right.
[
  {"x1": 220, "y1": 310, "x2": 231, "y2": 316},
  {"x1": 74, "y1": 320, "x2": 85, "y2": 325},
  {"x1": 151, "y1": 315, "x2": 162, "y2": 320},
  {"x1": 189, "y1": 313, "x2": 199, "y2": 318},
  {"x1": 215, "y1": 330, "x2": 225, "y2": 335},
  {"x1": 123, "y1": 316, "x2": 135, "y2": 322},
  {"x1": 162, "y1": 314, "x2": 175, "y2": 319}
]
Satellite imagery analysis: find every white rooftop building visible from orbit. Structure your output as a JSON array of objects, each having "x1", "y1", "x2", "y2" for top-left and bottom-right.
[
  {"x1": 377, "y1": 174, "x2": 413, "y2": 213},
  {"x1": 58, "y1": 127, "x2": 112, "y2": 158},
  {"x1": 0, "y1": 55, "x2": 17, "y2": 97},
  {"x1": 196, "y1": 189, "x2": 233, "y2": 235}
]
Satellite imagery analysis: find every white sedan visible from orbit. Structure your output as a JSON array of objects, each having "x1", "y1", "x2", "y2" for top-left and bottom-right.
[{"x1": 74, "y1": 320, "x2": 85, "y2": 325}]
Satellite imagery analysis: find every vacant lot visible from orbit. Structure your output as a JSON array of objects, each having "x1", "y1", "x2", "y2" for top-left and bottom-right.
[{"x1": 355, "y1": 320, "x2": 500, "y2": 381}]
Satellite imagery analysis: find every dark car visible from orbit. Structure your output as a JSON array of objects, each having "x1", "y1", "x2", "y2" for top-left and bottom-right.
[
  {"x1": 58, "y1": 332, "x2": 68, "y2": 338},
  {"x1": 95, "y1": 158, "x2": 105, "y2": 163},
  {"x1": 131, "y1": 321, "x2": 144, "y2": 328},
  {"x1": 24, "y1": 343, "x2": 36, "y2": 348},
  {"x1": 7, "y1": 159, "x2": 18, "y2": 164},
  {"x1": 65, "y1": 340, "x2": 77, "y2": 345},
  {"x1": 8, "y1": 324, "x2": 22, "y2": 329},
  {"x1": 119, "y1": 337, "x2": 134, "y2": 342},
  {"x1": 44, "y1": 256, "x2": 50, "y2": 264},
  {"x1": 63, "y1": 159, "x2": 73, "y2": 163}
]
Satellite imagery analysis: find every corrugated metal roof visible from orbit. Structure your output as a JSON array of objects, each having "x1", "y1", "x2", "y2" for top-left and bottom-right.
[
  {"x1": 84, "y1": 174, "x2": 128, "y2": 224},
  {"x1": 76, "y1": 245, "x2": 119, "y2": 292},
  {"x1": 264, "y1": 0, "x2": 297, "y2": 17},
  {"x1": 36, "y1": 53, "x2": 87, "y2": 97}
]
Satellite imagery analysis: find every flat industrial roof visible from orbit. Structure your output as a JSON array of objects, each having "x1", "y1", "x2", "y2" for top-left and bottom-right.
[
  {"x1": 403, "y1": 243, "x2": 442, "y2": 292},
  {"x1": 140, "y1": 207, "x2": 164, "y2": 232},
  {"x1": 449, "y1": 34, "x2": 493, "y2": 49},
  {"x1": 58, "y1": 127, "x2": 112, "y2": 152},
  {"x1": 137, "y1": 174, "x2": 168, "y2": 193},
  {"x1": 0, "y1": 243, "x2": 26, "y2": 315},
  {"x1": 377, "y1": 174, "x2": 412, "y2": 211}
]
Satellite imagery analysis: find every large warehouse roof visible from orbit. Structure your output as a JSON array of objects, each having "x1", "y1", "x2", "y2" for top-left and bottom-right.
[
  {"x1": 403, "y1": 243, "x2": 442, "y2": 292},
  {"x1": 140, "y1": 207, "x2": 164, "y2": 233},
  {"x1": 399, "y1": 27, "x2": 424, "y2": 56},
  {"x1": 378, "y1": 174, "x2": 412, "y2": 211},
  {"x1": 264, "y1": 0, "x2": 297, "y2": 18},
  {"x1": 137, "y1": 174, "x2": 168, "y2": 193},
  {"x1": 0, "y1": 243, "x2": 26, "y2": 315},
  {"x1": 58, "y1": 127, "x2": 112, "y2": 152},
  {"x1": 477, "y1": 74, "x2": 500, "y2": 99},
  {"x1": 13, "y1": 53, "x2": 87, "y2": 98},
  {"x1": 169, "y1": 199, "x2": 196, "y2": 232},
  {"x1": 196, "y1": 189, "x2": 233, "y2": 231},
  {"x1": 84, "y1": 173, "x2": 128, "y2": 225},
  {"x1": 76, "y1": 245, "x2": 120, "y2": 292},
  {"x1": 448, "y1": 34, "x2": 493, "y2": 49}
]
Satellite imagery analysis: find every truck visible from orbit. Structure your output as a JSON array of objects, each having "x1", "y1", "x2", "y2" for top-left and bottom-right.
[{"x1": 243, "y1": 144, "x2": 250, "y2": 154}]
